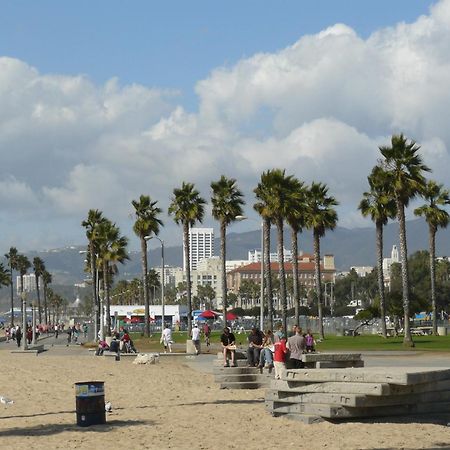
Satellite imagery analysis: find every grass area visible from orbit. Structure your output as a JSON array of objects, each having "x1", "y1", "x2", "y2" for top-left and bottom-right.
[{"x1": 316, "y1": 334, "x2": 450, "y2": 352}]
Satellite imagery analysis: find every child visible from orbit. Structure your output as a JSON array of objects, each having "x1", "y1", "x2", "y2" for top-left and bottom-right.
[
  {"x1": 305, "y1": 329, "x2": 316, "y2": 353},
  {"x1": 273, "y1": 333, "x2": 288, "y2": 380}
]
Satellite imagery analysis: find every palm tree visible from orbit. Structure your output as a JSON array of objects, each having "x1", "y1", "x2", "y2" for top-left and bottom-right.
[
  {"x1": 256, "y1": 169, "x2": 302, "y2": 333},
  {"x1": 97, "y1": 219, "x2": 129, "y2": 336},
  {"x1": 33, "y1": 257, "x2": 46, "y2": 324},
  {"x1": 211, "y1": 175, "x2": 245, "y2": 326},
  {"x1": 359, "y1": 166, "x2": 397, "y2": 338},
  {"x1": 4, "y1": 247, "x2": 18, "y2": 326},
  {"x1": 132, "y1": 195, "x2": 163, "y2": 337},
  {"x1": 305, "y1": 182, "x2": 338, "y2": 340},
  {"x1": 168, "y1": 182, "x2": 206, "y2": 332},
  {"x1": 380, "y1": 134, "x2": 431, "y2": 346},
  {"x1": 42, "y1": 270, "x2": 52, "y2": 325},
  {"x1": 82, "y1": 209, "x2": 107, "y2": 335},
  {"x1": 285, "y1": 178, "x2": 307, "y2": 327},
  {"x1": 0, "y1": 263, "x2": 10, "y2": 286},
  {"x1": 414, "y1": 180, "x2": 450, "y2": 335},
  {"x1": 254, "y1": 173, "x2": 275, "y2": 331}
]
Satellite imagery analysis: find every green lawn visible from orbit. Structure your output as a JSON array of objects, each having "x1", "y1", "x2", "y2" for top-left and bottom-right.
[
  {"x1": 316, "y1": 334, "x2": 450, "y2": 352},
  {"x1": 125, "y1": 331, "x2": 450, "y2": 353}
]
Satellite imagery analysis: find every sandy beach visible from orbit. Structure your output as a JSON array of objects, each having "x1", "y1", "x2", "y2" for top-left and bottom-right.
[{"x1": 1, "y1": 347, "x2": 450, "y2": 450}]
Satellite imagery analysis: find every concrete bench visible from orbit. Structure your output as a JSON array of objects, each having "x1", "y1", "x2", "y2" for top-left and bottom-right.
[{"x1": 301, "y1": 353, "x2": 363, "y2": 369}]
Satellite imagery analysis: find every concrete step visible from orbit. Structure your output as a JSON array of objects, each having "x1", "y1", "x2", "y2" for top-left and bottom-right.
[
  {"x1": 213, "y1": 366, "x2": 260, "y2": 374},
  {"x1": 284, "y1": 367, "x2": 450, "y2": 385},
  {"x1": 301, "y1": 353, "x2": 362, "y2": 363},
  {"x1": 271, "y1": 412, "x2": 324, "y2": 424},
  {"x1": 220, "y1": 381, "x2": 268, "y2": 390},
  {"x1": 214, "y1": 374, "x2": 261, "y2": 383}
]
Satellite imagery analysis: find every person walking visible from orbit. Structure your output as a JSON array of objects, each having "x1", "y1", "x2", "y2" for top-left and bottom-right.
[
  {"x1": 191, "y1": 324, "x2": 201, "y2": 355},
  {"x1": 160, "y1": 324, "x2": 173, "y2": 353},
  {"x1": 203, "y1": 322, "x2": 211, "y2": 349},
  {"x1": 15, "y1": 326, "x2": 22, "y2": 348},
  {"x1": 287, "y1": 325, "x2": 305, "y2": 369}
]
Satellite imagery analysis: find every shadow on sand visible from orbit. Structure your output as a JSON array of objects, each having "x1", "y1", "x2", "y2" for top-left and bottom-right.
[{"x1": 0, "y1": 419, "x2": 152, "y2": 437}]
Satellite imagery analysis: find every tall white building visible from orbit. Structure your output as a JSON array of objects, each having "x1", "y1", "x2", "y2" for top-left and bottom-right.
[
  {"x1": 184, "y1": 227, "x2": 214, "y2": 271},
  {"x1": 16, "y1": 273, "x2": 37, "y2": 293},
  {"x1": 248, "y1": 248, "x2": 292, "y2": 263},
  {"x1": 383, "y1": 245, "x2": 399, "y2": 286}
]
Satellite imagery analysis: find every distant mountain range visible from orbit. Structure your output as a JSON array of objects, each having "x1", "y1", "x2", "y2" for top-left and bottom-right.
[{"x1": 3, "y1": 217, "x2": 450, "y2": 287}]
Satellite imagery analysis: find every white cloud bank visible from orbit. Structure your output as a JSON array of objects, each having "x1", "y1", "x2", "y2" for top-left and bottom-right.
[{"x1": 1, "y1": 0, "x2": 450, "y2": 251}]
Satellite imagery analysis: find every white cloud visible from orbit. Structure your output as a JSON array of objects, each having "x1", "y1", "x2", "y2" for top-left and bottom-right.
[{"x1": 2, "y1": 1, "x2": 450, "y2": 252}]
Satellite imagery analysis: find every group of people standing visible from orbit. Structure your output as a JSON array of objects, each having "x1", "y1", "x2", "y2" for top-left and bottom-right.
[{"x1": 222, "y1": 324, "x2": 316, "y2": 380}]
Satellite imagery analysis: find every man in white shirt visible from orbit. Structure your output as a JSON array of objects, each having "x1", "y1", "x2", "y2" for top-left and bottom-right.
[
  {"x1": 160, "y1": 324, "x2": 173, "y2": 353},
  {"x1": 191, "y1": 324, "x2": 201, "y2": 355}
]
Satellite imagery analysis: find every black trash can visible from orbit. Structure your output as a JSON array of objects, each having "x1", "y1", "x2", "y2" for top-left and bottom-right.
[{"x1": 75, "y1": 381, "x2": 106, "y2": 427}]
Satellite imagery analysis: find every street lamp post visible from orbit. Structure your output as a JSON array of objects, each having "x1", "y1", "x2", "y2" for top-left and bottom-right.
[
  {"x1": 235, "y1": 216, "x2": 264, "y2": 330},
  {"x1": 145, "y1": 236, "x2": 165, "y2": 329},
  {"x1": 79, "y1": 250, "x2": 99, "y2": 341},
  {"x1": 21, "y1": 291, "x2": 27, "y2": 351},
  {"x1": 32, "y1": 302, "x2": 36, "y2": 345},
  {"x1": 324, "y1": 282, "x2": 335, "y2": 316}
]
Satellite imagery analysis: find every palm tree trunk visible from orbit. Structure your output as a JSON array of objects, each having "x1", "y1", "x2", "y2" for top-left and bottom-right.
[
  {"x1": 291, "y1": 228, "x2": 300, "y2": 327},
  {"x1": 184, "y1": 223, "x2": 192, "y2": 332},
  {"x1": 429, "y1": 224, "x2": 437, "y2": 335},
  {"x1": 141, "y1": 237, "x2": 150, "y2": 337},
  {"x1": 263, "y1": 218, "x2": 273, "y2": 331},
  {"x1": 103, "y1": 261, "x2": 111, "y2": 336},
  {"x1": 220, "y1": 220, "x2": 227, "y2": 326},
  {"x1": 397, "y1": 200, "x2": 414, "y2": 347},
  {"x1": 9, "y1": 265, "x2": 14, "y2": 327},
  {"x1": 20, "y1": 274, "x2": 24, "y2": 325},
  {"x1": 376, "y1": 221, "x2": 387, "y2": 338},
  {"x1": 89, "y1": 243, "x2": 98, "y2": 336},
  {"x1": 276, "y1": 218, "x2": 287, "y2": 334},
  {"x1": 313, "y1": 231, "x2": 324, "y2": 339},
  {"x1": 35, "y1": 276, "x2": 42, "y2": 324}
]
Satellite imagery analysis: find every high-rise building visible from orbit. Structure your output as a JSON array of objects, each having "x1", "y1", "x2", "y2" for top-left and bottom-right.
[
  {"x1": 184, "y1": 227, "x2": 214, "y2": 271},
  {"x1": 16, "y1": 273, "x2": 37, "y2": 293}
]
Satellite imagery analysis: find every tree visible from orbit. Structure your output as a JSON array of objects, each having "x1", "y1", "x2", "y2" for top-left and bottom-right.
[
  {"x1": 285, "y1": 178, "x2": 307, "y2": 327},
  {"x1": 304, "y1": 182, "x2": 338, "y2": 340},
  {"x1": 16, "y1": 254, "x2": 31, "y2": 326},
  {"x1": 211, "y1": 175, "x2": 244, "y2": 325},
  {"x1": 168, "y1": 182, "x2": 206, "y2": 332},
  {"x1": 256, "y1": 169, "x2": 302, "y2": 334},
  {"x1": 97, "y1": 219, "x2": 129, "y2": 336},
  {"x1": 359, "y1": 166, "x2": 397, "y2": 338},
  {"x1": 380, "y1": 134, "x2": 431, "y2": 346},
  {"x1": 41, "y1": 270, "x2": 52, "y2": 324},
  {"x1": 132, "y1": 195, "x2": 163, "y2": 337},
  {"x1": 82, "y1": 209, "x2": 107, "y2": 335},
  {"x1": 32, "y1": 257, "x2": 46, "y2": 324},
  {"x1": 4, "y1": 247, "x2": 18, "y2": 326},
  {"x1": 254, "y1": 172, "x2": 275, "y2": 331},
  {"x1": 197, "y1": 284, "x2": 216, "y2": 310},
  {"x1": 414, "y1": 181, "x2": 450, "y2": 334}
]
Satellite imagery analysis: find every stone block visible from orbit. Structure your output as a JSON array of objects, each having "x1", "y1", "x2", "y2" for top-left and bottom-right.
[
  {"x1": 301, "y1": 353, "x2": 362, "y2": 363},
  {"x1": 284, "y1": 367, "x2": 450, "y2": 385}
]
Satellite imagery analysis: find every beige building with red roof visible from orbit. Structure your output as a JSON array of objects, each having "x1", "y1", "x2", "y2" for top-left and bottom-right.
[{"x1": 226, "y1": 253, "x2": 336, "y2": 308}]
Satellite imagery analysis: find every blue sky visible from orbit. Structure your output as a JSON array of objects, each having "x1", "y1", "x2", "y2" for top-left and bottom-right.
[
  {"x1": 0, "y1": 0, "x2": 449, "y2": 253},
  {"x1": 0, "y1": 1, "x2": 437, "y2": 109}
]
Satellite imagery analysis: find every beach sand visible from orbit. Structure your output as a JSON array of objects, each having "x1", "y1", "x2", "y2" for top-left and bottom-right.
[{"x1": 1, "y1": 348, "x2": 450, "y2": 449}]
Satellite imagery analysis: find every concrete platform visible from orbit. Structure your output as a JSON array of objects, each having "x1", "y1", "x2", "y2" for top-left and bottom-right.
[
  {"x1": 284, "y1": 367, "x2": 450, "y2": 385},
  {"x1": 301, "y1": 353, "x2": 362, "y2": 362},
  {"x1": 11, "y1": 344, "x2": 45, "y2": 355}
]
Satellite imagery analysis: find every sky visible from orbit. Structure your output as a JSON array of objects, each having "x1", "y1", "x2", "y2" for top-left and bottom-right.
[{"x1": 0, "y1": 0, "x2": 447, "y2": 253}]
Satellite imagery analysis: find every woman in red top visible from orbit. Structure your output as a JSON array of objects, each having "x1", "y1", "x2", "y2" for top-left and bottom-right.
[{"x1": 273, "y1": 335, "x2": 288, "y2": 380}]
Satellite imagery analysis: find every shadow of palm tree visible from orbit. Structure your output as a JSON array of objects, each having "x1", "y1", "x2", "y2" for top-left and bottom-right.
[{"x1": 0, "y1": 419, "x2": 153, "y2": 437}]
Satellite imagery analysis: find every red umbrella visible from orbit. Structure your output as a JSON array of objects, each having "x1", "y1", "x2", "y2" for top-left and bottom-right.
[
  {"x1": 226, "y1": 312, "x2": 238, "y2": 320},
  {"x1": 198, "y1": 310, "x2": 218, "y2": 319},
  {"x1": 131, "y1": 316, "x2": 143, "y2": 323}
]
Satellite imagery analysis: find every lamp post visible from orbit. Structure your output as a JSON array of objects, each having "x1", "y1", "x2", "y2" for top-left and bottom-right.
[
  {"x1": 21, "y1": 291, "x2": 28, "y2": 351},
  {"x1": 324, "y1": 282, "x2": 334, "y2": 316},
  {"x1": 235, "y1": 216, "x2": 264, "y2": 331},
  {"x1": 32, "y1": 302, "x2": 36, "y2": 345},
  {"x1": 145, "y1": 236, "x2": 165, "y2": 329},
  {"x1": 79, "y1": 250, "x2": 99, "y2": 341}
]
